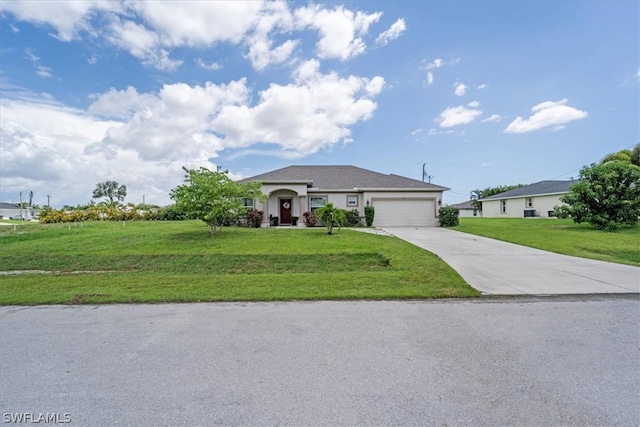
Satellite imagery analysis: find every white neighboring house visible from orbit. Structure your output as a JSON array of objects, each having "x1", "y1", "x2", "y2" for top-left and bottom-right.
[
  {"x1": 238, "y1": 165, "x2": 449, "y2": 227},
  {"x1": 449, "y1": 200, "x2": 482, "y2": 218},
  {"x1": 479, "y1": 180, "x2": 575, "y2": 218},
  {"x1": 0, "y1": 202, "x2": 39, "y2": 219}
]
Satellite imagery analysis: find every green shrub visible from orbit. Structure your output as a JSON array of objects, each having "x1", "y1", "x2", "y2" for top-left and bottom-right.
[
  {"x1": 303, "y1": 211, "x2": 317, "y2": 226},
  {"x1": 246, "y1": 209, "x2": 264, "y2": 228},
  {"x1": 344, "y1": 209, "x2": 360, "y2": 226},
  {"x1": 439, "y1": 206, "x2": 459, "y2": 227},
  {"x1": 364, "y1": 206, "x2": 375, "y2": 227},
  {"x1": 158, "y1": 205, "x2": 188, "y2": 221}
]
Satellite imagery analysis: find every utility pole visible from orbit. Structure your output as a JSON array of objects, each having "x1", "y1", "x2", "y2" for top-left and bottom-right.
[
  {"x1": 47, "y1": 195, "x2": 50, "y2": 207},
  {"x1": 422, "y1": 164, "x2": 432, "y2": 183}
]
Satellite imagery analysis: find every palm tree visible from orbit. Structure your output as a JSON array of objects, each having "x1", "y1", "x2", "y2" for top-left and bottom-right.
[{"x1": 315, "y1": 203, "x2": 346, "y2": 235}]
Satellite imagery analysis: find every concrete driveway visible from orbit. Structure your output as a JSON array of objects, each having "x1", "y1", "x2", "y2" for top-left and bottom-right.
[{"x1": 382, "y1": 227, "x2": 640, "y2": 295}]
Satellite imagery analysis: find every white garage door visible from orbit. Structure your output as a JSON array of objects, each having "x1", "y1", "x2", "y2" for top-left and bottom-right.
[{"x1": 372, "y1": 198, "x2": 436, "y2": 227}]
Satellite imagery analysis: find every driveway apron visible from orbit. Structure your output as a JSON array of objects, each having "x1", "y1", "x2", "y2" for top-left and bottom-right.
[{"x1": 382, "y1": 227, "x2": 640, "y2": 295}]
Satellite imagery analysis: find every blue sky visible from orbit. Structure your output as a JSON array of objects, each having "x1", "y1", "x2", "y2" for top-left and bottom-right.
[{"x1": 1, "y1": 0, "x2": 638, "y2": 207}]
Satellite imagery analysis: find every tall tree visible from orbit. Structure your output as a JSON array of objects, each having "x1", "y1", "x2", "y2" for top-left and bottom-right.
[
  {"x1": 92, "y1": 181, "x2": 127, "y2": 206},
  {"x1": 560, "y1": 161, "x2": 640, "y2": 231},
  {"x1": 601, "y1": 143, "x2": 640, "y2": 166},
  {"x1": 170, "y1": 167, "x2": 264, "y2": 236}
]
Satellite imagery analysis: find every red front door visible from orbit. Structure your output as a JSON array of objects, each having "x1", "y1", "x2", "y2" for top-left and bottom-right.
[{"x1": 279, "y1": 199, "x2": 292, "y2": 224}]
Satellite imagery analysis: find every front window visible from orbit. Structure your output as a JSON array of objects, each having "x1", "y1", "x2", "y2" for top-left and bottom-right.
[
  {"x1": 309, "y1": 196, "x2": 327, "y2": 213},
  {"x1": 501, "y1": 200, "x2": 507, "y2": 214},
  {"x1": 525, "y1": 198, "x2": 533, "y2": 208},
  {"x1": 241, "y1": 197, "x2": 254, "y2": 208},
  {"x1": 346, "y1": 195, "x2": 358, "y2": 207}
]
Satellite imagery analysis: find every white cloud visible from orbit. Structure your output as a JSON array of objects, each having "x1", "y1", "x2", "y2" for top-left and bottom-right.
[
  {"x1": 243, "y1": 0, "x2": 299, "y2": 70},
  {"x1": 427, "y1": 128, "x2": 454, "y2": 136},
  {"x1": 0, "y1": 0, "x2": 122, "y2": 41},
  {"x1": 87, "y1": 86, "x2": 158, "y2": 119},
  {"x1": 436, "y1": 104, "x2": 482, "y2": 128},
  {"x1": 195, "y1": 59, "x2": 222, "y2": 71},
  {"x1": 105, "y1": 18, "x2": 183, "y2": 71},
  {"x1": 425, "y1": 58, "x2": 444, "y2": 70},
  {"x1": 481, "y1": 114, "x2": 503, "y2": 123},
  {"x1": 504, "y1": 99, "x2": 587, "y2": 134},
  {"x1": 212, "y1": 61, "x2": 384, "y2": 153},
  {"x1": 246, "y1": 38, "x2": 299, "y2": 71},
  {"x1": 423, "y1": 57, "x2": 459, "y2": 70},
  {"x1": 476, "y1": 83, "x2": 487, "y2": 90},
  {"x1": 467, "y1": 100, "x2": 480, "y2": 108},
  {"x1": 425, "y1": 72, "x2": 434, "y2": 86},
  {"x1": 4, "y1": 1, "x2": 400, "y2": 71},
  {"x1": 82, "y1": 63, "x2": 385, "y2": 180},
  {"x1": 131, "y1": 1, "x2": 263, "y2": 47},
  {"x1": 295, "y1": 5, "x2": 382, "y2": 60},
  {"x1": 454, "y1": 82, "x2": 467, "y2": 96},
  {"x1": 375, "y1": 18, "x2": 406, "y2": 46},
  {"x1": 0, "y1": 97, "x2": 185, "y2": 207},
  {"x1": 24, "y1": 49, "x2": 53, "y2": 78}
]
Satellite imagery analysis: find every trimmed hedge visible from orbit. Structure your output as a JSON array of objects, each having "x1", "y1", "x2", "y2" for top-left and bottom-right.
[{"x1": 438, "y1": 206, "x2": 459, "y2": 227}]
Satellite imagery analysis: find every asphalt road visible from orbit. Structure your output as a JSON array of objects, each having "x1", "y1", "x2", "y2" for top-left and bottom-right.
[{"x1": 1, "y1": 297, "x2": 639, "y2": 426}]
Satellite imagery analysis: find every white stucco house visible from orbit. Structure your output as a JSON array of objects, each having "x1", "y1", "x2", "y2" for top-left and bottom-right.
[
  {"x1": 0, "y1": 202, "x2": 39, "y2": 219},
  {"x1": 449, "y1": 200, "x2": 482, "y2": 218},
  {"x1": 479, "y1": 180, "x2": 575, "y2": 218},
  {"x1": 238, "y1": 165, "x2": 448, "y2": 227}
]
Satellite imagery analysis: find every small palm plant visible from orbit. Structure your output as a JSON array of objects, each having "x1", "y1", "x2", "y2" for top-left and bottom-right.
[{"x1": 315, "y1": 203, "x2": 346, "y2": 235}]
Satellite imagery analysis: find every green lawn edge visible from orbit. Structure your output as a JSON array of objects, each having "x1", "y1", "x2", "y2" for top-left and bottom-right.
[
  {"x1": 453, "y1": 218, "x2": 639, "y2": 266},
  {"x1": 0, "y1": 221, "x2": 480, "y2": 304}
]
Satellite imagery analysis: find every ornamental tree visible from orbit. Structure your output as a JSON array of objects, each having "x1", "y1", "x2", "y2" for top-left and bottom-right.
[
  {"x1": 315, "y1": 203, "x2": 346, "y2": 235},
  {"x1": 560, "y1": 160, "x2": 640, "y2": 231},
  {"x1": 170, "y1": 167, "x2": 264, "y2": 236}
]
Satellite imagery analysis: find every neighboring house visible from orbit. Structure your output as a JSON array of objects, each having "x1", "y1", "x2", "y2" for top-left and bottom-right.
[
  {"x1": 449, "y1": 200, "x2": 482, "y2": 218},
  {"x1": 479, "y1": 180, "x2": 575, "y2": 218},
  {"x1": 0, "y1": 202, "x2": 39, "y2": 219},
  {"x1": 238, "y1": 165, "x2": 449, "y2": 227}
]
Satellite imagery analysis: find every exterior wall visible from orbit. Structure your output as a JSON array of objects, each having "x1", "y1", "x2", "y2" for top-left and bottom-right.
[
  {"x1": 482, "y1": 194, "x2": 566, "y2": 218},
  {"x1": 458, "y1": 208, "x2": 482, "y2": 218},
  {"x1": 0, "y1": 207, "x2": 38, "y2": 219},
  {"x1": 253, "y1": 185, "x2": 445, "y2": 226}
]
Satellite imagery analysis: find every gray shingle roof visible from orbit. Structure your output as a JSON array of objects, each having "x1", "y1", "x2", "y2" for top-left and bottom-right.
[
  {"x1": 480, "y1": 180, "x2": 576, "y2": 200},
  {"x1": 239, "y1": 165, "x2": 449, "y2": 191},
  {"x1": 0, "y1": 202, "x2": 19, "y2": 209},
  {"x1": 449, "y1": 200, "x2": 477, "y2": 210}
]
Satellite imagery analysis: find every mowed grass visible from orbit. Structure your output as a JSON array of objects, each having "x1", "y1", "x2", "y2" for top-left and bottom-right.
[
  {"x1": 0, "y1": 221, "x2": 478, "y2": 304},
  {"x1": 454, "y1": 218, "x2": 640, "y2": 266}
]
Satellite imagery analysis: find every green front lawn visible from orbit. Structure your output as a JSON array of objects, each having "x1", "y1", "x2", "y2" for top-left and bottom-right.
[
  {"x1": 453, "y1": 218, "x2": 640, "y2": 266},
  {"x1": 0, "y1": 221, "x2": 478, "y2": 304}
]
